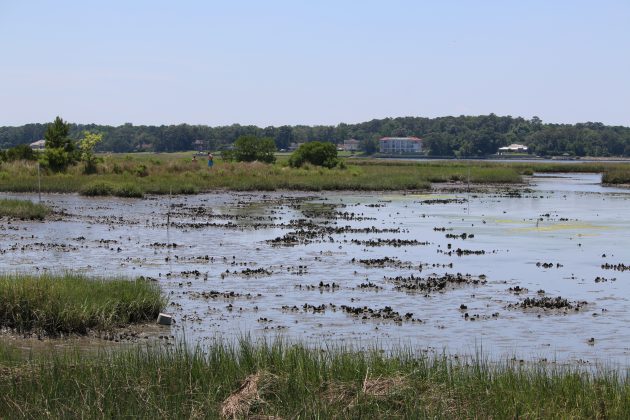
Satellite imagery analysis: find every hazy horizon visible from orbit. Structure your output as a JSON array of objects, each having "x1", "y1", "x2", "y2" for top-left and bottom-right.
[{"x1": 2, "y1": 1, "x2": 629, "y2": 127}]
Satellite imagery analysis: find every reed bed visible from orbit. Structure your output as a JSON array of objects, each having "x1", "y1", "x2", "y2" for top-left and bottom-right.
[
  {"x1": 0, "y1": 339, "x2": 627, "y2": 418},
  {"x1": 0, "y1": 199, "x2": 50, "y2": 220},
  {"x1": 0, "y1": 273, "x2": 165, "y2": 335}
]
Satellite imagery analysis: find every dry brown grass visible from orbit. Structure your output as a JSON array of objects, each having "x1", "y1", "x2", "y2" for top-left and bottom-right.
[
  {"x1": 320, "y1": 370, "x2": 467, "y2": 417},
  {"x1": 362, "y1": 371, "x2": 410, "y2": 398},
  {"x1": 419, "y1": 382, "x2": 461, "y2": 417},
  {"x1": 321, "y1": 370, "x2": 413, "y2": 413},
  {"x1": 0, "y1": 160, "x2": 40, "y2": 176},
  {"x1": 321, "y1": 381, "x2": 358, "y2": 406},
  {"x1": 0, "y1": 364, "x2": 36, "y2": 382},
  {"x1": 221, "y1": 371, "x2": 266, "y2": 419}
]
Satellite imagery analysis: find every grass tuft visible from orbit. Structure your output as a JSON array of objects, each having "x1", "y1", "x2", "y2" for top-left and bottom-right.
[
  {"x1": 80, "y1": 181, "x2": 144, "y2": 198},
  {"x1": 113, "y1": 183, "x2": 144, "y2": 198},
  {"x1": 0, "y1": 273, "x2": 165, "y2": 335},
  {"x1": 80, "y1": 181, "x2": 115, "y2": 196},
  {"x1": 0, "y1": 199, "x2": 50, "y2": 220}
]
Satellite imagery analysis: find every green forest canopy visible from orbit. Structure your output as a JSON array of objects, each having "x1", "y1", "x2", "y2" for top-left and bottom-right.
[{"x1": 2, "y1": 115, "x2": 630, "y2": 157}]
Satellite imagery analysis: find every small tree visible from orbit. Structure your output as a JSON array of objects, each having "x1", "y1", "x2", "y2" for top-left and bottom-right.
[
  {"x1": 232, "y1": 135, "x2": 276, "y2": 163},
  {"x1": 79, "y1": 131, "x2": 103, "y2": 174},
  {"x1": 44, "y1": 116, "x2": 72, "y2": 150},
  {"x1": 288, "y1": 142, "x2": 339, "y2": 168},
  {"x1": 41, "y1": 116, "x2": 78, "y2": 172}
]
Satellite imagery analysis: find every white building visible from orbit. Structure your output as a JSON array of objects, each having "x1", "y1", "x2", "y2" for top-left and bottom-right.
[
  {"x1": 29, "y1": 139, "x2": 46, "y2": 150},
  {"x1": 498, "y1": 144, "x2": 528, "y2": 153},
  {"x1": 379, "y1": 137, "x2": 422, "y2": 154}
]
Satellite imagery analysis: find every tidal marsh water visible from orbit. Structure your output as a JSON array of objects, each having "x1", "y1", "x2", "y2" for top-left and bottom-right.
[{"x1": 2, "y1": 173, "x2": 630, "y2": 365}]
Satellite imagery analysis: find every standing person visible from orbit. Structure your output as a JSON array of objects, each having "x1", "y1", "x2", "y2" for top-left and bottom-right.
[{"x1": 207, "y1": 152, "x2": 214, "y2": 168}]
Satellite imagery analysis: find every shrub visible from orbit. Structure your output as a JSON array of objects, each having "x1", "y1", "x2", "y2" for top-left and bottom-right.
[
  {"x1": 232, "y1": 135, "x2": 276, "y2": 163},
  {"x1": 220, "y1": 149, "x2": 235, "y2": 162},
  {"x1": 40, "y1": 147, "x2": 72, "y2": 172},
  {"x1": 289, "y1": 142, "x2": 339, "y2": 168},
  {"x1": 5, "y1": 144, "x2": 36, "y2": 162},
  {"x1": 79, "y1": 132, "x2": 103, "y2": 174},
  {"x1": 134, "y1": 164, "x2": 149, "y2": 177}
]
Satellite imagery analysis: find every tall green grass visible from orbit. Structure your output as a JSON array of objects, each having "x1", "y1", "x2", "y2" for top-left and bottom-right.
[
  {"x1": 0, "y1": 339, "x2": 627, "y2": 418},
  {"x1": 0, "y1": 199, "x2": 50, "y2": 220},
  {"x1": 0, "y1": 273, "x2": 165, "y2": 335}
]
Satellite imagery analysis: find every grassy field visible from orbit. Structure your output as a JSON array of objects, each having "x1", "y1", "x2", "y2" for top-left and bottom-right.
[
  {"x1": 1, "y1": 153, "x2": 629, "y2": 195},
  {"x1": 0, "y1": 339, "x2": 627, "y2": 418},
  {"x1": 0, "y1": 273, "x2": 165, "y2": 335},
  {"x1": 0, "y1": 198, "x2": 50, "y2": 219}
]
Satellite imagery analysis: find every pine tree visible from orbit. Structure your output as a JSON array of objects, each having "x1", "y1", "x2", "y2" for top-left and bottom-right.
[
  {"x1": 41, "y1": 116, "x2": 77, "y2": 172},
  {"x1": 44, "y1": 116, "x2": 71, "y2": 151}
]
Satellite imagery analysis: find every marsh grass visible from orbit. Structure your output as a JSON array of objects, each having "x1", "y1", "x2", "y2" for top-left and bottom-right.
[
  {"x1": 0, "y1": 199, "x2": 50, "y2": 220},
  {"x1": 602, "y1": 167, "x2": 630, "y2": 184},
  {"x1": 0, "y1": 273, "x2": 165, "y2": 335},
  {"x1": 1, "y1": 154, "x2": 630, "y2": 194},
  {"x1": 0, "y1": 339, "x2": 627, "y2": 418}
]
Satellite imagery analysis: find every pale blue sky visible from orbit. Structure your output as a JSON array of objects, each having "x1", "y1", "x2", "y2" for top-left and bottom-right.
[{"x1": 1, "y1": 0, "x2": 629, "y2": 126}]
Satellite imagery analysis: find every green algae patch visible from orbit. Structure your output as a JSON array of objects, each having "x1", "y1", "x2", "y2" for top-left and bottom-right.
[{"x1": 510, "y1": 222, "x2": 609, "y2": 233}]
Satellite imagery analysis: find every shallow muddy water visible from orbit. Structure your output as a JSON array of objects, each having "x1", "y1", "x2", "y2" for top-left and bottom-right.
[{"x1": 2, "y1": 173, "x2": 630, "y2": 365}]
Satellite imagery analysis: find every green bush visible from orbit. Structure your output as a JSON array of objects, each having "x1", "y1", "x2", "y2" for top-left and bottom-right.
[
  {"x1": 134, "y1": 164, "x2": 149, "y2": 177},
  {"x1": 232, "y1": 135, "x2": 276, "y2": 163},
  {"x1": 289, "y1": 141, "x2": 339, "y2": 168},
  {"x1": 79, "y1": 132, "x2": 103, "y2": 174},
  {"x1": 40, "y1": 148, "x2": 71, "y2": 172},
  {"x1": 5, "y1": 144, "x2": 37, "y2": 162}
]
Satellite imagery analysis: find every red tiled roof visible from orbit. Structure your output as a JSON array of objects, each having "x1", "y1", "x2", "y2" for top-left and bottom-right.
[{"x1": 379, "y1": 137, "x2": 422, "y2": 142}]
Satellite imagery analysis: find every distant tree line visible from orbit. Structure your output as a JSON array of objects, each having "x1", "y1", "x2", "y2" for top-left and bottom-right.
[{"x1": 2, "y1": 114, "x2": 630, "y2": 157}]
